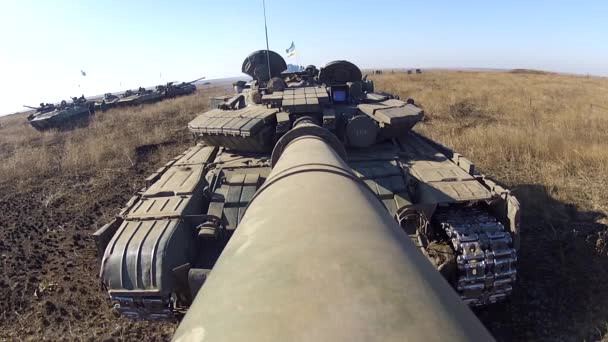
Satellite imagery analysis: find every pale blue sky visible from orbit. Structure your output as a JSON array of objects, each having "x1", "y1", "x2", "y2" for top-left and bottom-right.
[{"x1": 1, "y1": 0, "x2": 606, "y2": 114}]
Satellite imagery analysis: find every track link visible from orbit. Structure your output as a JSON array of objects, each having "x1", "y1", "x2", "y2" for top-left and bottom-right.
[{"x1": 435, "y1": 207, "x2": 517, "y2": 306}]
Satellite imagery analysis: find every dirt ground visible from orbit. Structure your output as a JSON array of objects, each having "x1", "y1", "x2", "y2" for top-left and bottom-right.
[
  {"x1": 0, "y1": 142, "x2": 187, "y2": 341},
  {"x1": 1, "y1": 74, "x2": 608, "y2": 341}
]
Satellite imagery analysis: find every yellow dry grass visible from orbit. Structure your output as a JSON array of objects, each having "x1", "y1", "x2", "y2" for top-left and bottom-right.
[{"x1": 373, "y1": 71, "x2": 608, "y2": 220}]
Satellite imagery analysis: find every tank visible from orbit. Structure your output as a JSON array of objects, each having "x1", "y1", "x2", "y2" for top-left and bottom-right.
[
  {"x1": 94, "y1": 50, "x2": 519, "y2": 339},
  {"x1": 94, "y1": 93, "x2": 121, "y2": 112},
  {"x1": 158, "y1": 77, "x2": 206, "y2": 98},
  {"x1": 115, "y1": 87, "x2": 162, "y2": 107},
  {"x1": 26, "y1": 96, "x2": 93, "y2": 130}
]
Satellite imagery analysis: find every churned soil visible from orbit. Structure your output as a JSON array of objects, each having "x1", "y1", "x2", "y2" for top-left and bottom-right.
[{"x1": 0, "y1": 144, "x2": 185, "y2": 341}]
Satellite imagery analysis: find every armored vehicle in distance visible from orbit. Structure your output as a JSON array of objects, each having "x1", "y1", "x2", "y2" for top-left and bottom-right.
[
  {"x1": 115, "y1": 87, "x2": 162, "y2": 107},
  {"x1": 94, "y1": 93, "x2": 121, "y2": 111},
  {"x1": 27, "y1": 96, "x2": 93, "y2": 130},
  {"x1": 94, "y1": 50, "x2": 519, "y2": 338},
  {"x1": 157, "y1": 77, "x2": 205, "y2": 98}
]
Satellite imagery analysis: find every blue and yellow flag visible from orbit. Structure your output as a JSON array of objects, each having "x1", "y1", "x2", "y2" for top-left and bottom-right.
[{"x1": 285, "y1": 41, "x2": 296, "y2": 57}]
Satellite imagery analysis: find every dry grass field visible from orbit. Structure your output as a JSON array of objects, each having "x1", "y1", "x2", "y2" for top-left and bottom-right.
[
  {"x1": 375, "y1": 71, "x2": 608, "y2": 218},
  {"x1": 0, "y1": 72, "x2": 607, "y2": 341},
  {"x1": 375, "y1": 71, "x2": 608, "y2": 341}
]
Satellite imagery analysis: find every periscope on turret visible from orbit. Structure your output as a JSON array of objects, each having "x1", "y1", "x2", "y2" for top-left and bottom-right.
[{"x1": 93, "y1": 50, "x2": 519, "y2": 339}]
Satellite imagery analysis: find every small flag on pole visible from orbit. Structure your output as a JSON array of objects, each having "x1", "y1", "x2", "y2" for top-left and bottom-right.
[
  {"x1": 285, "y1": 41, "x2": 296, "y2": 57},
  {"x1": 80, "y1": 70, "x2": 87, "y2": 76}
]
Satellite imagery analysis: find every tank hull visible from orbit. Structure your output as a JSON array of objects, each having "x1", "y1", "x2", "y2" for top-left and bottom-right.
[{"x1": 95, "y1": 132, "x2": 518, "y2": 317}]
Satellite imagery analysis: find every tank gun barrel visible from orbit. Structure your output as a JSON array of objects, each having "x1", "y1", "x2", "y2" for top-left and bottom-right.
[
  {"x1": 187, "y1": 76, "x2": 205, "y2": 84},
  {"x1": 173, "y1": 121, "x2": 493, "y2": 341},
  {"x1": 23, "y1": 105, "x2": 40, "y2": 110}
]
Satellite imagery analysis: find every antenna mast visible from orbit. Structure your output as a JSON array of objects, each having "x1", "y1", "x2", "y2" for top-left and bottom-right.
[{"x1": 263, "y1": 0, "x2": 272, "y2": 79}]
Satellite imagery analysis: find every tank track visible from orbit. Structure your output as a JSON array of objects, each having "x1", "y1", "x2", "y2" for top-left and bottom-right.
[
  {"x1": 112, "y1": 295, "x2": 175, "y2": 320},
  {"x1": 435, "y1": 208, "x2": 517, "y2": 306}
]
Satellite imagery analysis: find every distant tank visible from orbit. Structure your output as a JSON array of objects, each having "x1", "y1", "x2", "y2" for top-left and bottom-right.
[
  {"x1": 26, "y1": 96, "x2": 93, "y2": 130},
  {"x1": 115, "y1": 87, "x2": 162, "y2": 107},
  {"x1": 158, "y1": 76, "x2": 206, "y2": 98},
  {"x1": 94, "y1": 50, "x2": 518, "y2": 339},
  {"x1": 94, "y1": 93, "x2": 121, "y2": 112}
]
